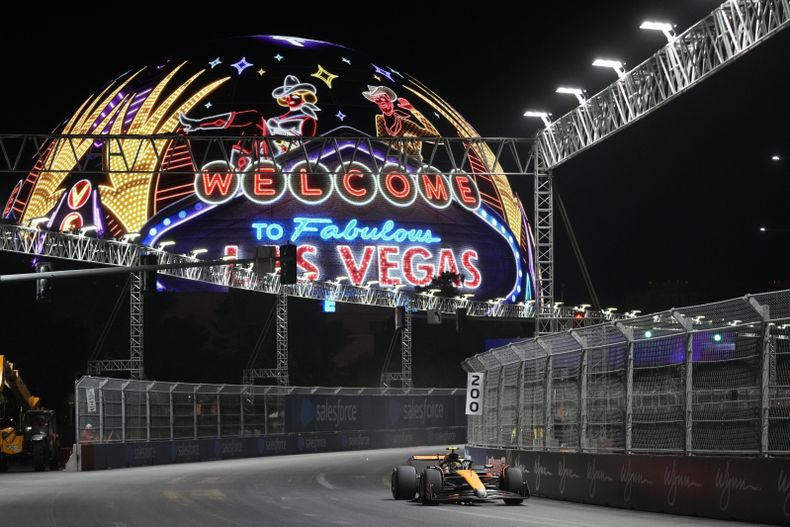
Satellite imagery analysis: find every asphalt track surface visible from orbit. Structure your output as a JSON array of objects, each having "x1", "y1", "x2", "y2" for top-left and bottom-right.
[{"x1": 0, "y1": 446, "x2": 763, "y2": 526}]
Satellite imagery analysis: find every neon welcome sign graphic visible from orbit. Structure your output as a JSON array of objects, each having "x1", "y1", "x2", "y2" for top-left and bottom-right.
[
  {"x1": 144, "y1": 142, "x2": 527, "y2": 301},
  {"x1": 194, "y1": 159, "x2": 481, "y2": 211}
]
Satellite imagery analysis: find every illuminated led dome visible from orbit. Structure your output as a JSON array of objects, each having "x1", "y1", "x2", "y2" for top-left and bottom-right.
[{"x1": 3, "y1": 35, "x2": 535, "y2": 301}]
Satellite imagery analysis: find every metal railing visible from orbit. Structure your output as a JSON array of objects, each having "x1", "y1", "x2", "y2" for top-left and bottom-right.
[
  {"x1": 75, "y1": 376, "x2": 463, "y2": 444},
  {"x1": 463, "y1": 289, "x2": 790, "y2": 456}
]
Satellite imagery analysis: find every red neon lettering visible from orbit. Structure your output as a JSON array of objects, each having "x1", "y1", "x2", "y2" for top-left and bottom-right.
[
  {"x1": 297, "y1": 245, "x2": 319, "y2": 280},
  {"x1": 377, "y1": 246, "x2": 401, "y2": 286},
  {"x1": 254, "y1": 167, "x2": 276, "y2": 196},
  {"x1": 462, "y1": 250, "x2": 481, "y2": 288},
  {"x1": 421, "y1": 174, "x2": 448, "y2": 201},
  {"x1": 342, "y1": 170, "x2": 367, "y2": 197},
  {"x1": 201, "y1": 171, "x2": 235, "y2": 196},
  {"x1": 299, "y1": 168, "x2": 323, "y2": 197},
  {"x1": 438, "y1": 248, "x2": 460, "y2": 279},
  {"x1": 454, "y1": 175, "x2": 476, "y2": 204},
  {"x1": 385, "y1": 172, "x2": 410, "y2": 199},
  {"x1": 403, "y1": 247, "x2": 433, "y2": 286},
  {"x1": 337, "y1": 245, "x2": 375, "y2": 285}
]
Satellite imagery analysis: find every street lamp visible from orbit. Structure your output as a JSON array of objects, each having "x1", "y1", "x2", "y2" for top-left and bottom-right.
[
  {"x1": 523, "y1": 110, "x2": 552, "y2": 127},
  {"x1": 556, "y1": 86, "x2": 586, "y2": 104},
  {"x1": 592, "y1": 58, "x2": 626, "y2": 78},
  {"x1": 640, "y1": 20, "x2": 676, "y2": 42}
]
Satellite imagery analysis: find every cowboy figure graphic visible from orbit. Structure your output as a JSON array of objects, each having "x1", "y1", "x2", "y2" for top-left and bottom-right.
[
  {"x1": 178, "y1": 75, "x2": 321, "y2": 164},
  {"x1": 362, "y1": 85, "x2": 439, "y2": 161}
]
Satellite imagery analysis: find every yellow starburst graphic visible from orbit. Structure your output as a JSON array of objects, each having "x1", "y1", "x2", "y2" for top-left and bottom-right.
[
  {"x1": 22, "y1": 72, "x2": 143, "y2": 225},
  {"x1": 311, "y1": 64, "x2": 338, "y2": 88},
  {"x1": 100, "y1": 63, "x2": 229, "y2": 232},
  {"x1": 22, "y1": 64, "x2": 229, "y2": 233}
]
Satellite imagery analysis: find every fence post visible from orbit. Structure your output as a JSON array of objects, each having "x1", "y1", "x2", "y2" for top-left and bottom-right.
[
  {"x1": 240, "y1": 390, "x2": 245, "y2": 438},
  {"x1": 145, "y1": 383, "x2": 152, "y2": 442},
  {"x1": 121, "y1": 380, "x2": 131, "y2": 443},
  {"x1": 614, "y1": 323, "x2": 634, "y2": 454},
  {"x1": 98, "y1": 379, "x2": 108, "y2": 444},
  {"x1": 169, "y1": 385, "x2": 175, "y2": 441},
  {"x1": 747, "y1": 296, "x2": 771, "y2": 456},
  {"x1": 216, "y1": 388, "x2": 222, "y2": 438},
  {"x1": 75, "y1": 380, "x2": 82, "y2": 471},
  {"x1": 515, "y1": 355, "x2": 526, "y2": 448},
  {"x1": 570, "y1": 332, "x2": 588, "y2": 451},
  {"x1": 536, "y1": 338, "x2": 552, "y2": 450},
  {"x1": 672, "y1": 311, "x2": 694, "y2": 455},
  {"x1": 193, "y1": 385, "x2": 199, "y2": 440},
  {"x1": 495, "y1": 357, "x2": 505, "y2": 446}
]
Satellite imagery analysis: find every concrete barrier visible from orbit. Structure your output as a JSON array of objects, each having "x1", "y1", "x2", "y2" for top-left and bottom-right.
[
  {"x1": 79, "y1": 426, "x2": 465, "y2": 470},
  {"x1": 467, "y1": 446, "x2": 790, "y2": 525}
]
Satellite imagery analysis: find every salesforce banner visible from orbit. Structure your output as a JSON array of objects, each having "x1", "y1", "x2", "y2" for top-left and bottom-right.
[{"x1": 287, "y1": 394, "x2": 465, "y2": 433}]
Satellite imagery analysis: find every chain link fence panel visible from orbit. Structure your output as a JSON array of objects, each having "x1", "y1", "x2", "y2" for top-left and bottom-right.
[{"x1": 465, "y1": 290, "x2": 790, "y2": 456}]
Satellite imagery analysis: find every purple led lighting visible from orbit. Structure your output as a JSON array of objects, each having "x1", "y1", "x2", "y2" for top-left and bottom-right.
[{"x1": 92, "y1": 190, "x2": 105, "y2": 236}]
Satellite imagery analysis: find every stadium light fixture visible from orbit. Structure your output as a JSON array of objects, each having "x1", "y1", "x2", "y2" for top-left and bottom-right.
[
  {"x1": 523, "y1": 111, "x2": 552, "y2": 127},
  {"x1": 592, "y1": 58, "x2": 626, "y2": 78},
  {"x1": 640, "y1": 20, "x2": 676, "y2": 42},
  {"x1": 772, "y1": 155, "x2": 782, "y2": 161},
  {"x1": 30, "y1": 217, "x2": 50, "y2": 228},
  {"x1": 157, "y1": 240, "x2": 175, "y2": 250},
  {"x1": 365, "y1": 280, "x2": 379, "y2": 287},
  {"x1": 556, "y1": 86, "x2": 586, "y2": 104},
  {"x1": 334, "y1": 276, "x2": 348, "y2": 284},
  {"x1": 190, "y1": 248, "x2": 208, "y2": 257},
  {"x1": 121, "y1": 232, "x2": 140, "y2": 243},
  {"x1": 759, "y1": 226, "x2": 767, "y2": 232}
]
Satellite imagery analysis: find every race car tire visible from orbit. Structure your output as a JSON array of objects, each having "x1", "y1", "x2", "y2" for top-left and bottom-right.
[
  {"x1": 502, "y1": 466, "x2": 528, "y2": 505},
  {"x1": 391, "y1": 465, "x2": 417, "y2": 500},
  {"x1": 420, "y1": 467, "x2": 443, "y2": 505}
]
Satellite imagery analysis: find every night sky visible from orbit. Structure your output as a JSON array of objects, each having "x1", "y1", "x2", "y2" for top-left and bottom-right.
[{"x1": 1, "y1": 2, "x2": 788, "y2": 412}]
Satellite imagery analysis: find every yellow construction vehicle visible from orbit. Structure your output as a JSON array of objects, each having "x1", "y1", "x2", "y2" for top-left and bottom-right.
[{"x1": 0, "y1": 355, "x2": 59, "y2": 472}]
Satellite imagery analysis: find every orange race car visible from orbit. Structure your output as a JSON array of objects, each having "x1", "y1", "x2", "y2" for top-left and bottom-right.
[{"x1": 391, "y1": 447, "x2": 530, "y2": 505}]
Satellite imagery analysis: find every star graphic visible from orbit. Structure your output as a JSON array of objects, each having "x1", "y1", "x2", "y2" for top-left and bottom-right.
[
  {"x1": 257, "y1": 68, "x2": 266, "y2": 76},
  {"x1": 311, "y1": 64, "x2": 339, "y2": 88},
  {"x1": 388, "y1": 67, "x2": 404, "y2": 78},
  {"x1": 274, "y1": 54, "x2": 284, "y2": 62},
  {"x1": 434, "y1": 111, "x2": 441, "y2": 119},
  {"x1": 371, "y1": 64, "x2": 395, "y2": 82},
  {"x1": 335, "y1": 111, "x2": 347, "y2": 122},
  {"x1": 373, "y1": 75, "x2": 381, "y2": 81},
  {"x1": 231, "y1": 57, "x2": 253, "y2": 75},
  {"x1": 341, "y1": 57, "x2": 351, "y2": 65},
  {"x1": 205, "y1": 102, "x2": 213, "y2": 109},
  {"x1": 209, "y1": 58, "x2": 222, "y2": 69}
]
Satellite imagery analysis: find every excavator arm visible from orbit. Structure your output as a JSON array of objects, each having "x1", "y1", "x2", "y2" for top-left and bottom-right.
[{"x1": 0, "y1": 355, "x2": 41, "y2": 411}]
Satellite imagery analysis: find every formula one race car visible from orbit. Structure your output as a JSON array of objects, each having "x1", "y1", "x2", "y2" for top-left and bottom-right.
[{"x1": 391, "y1": 447, "x2": 530, "y2": 505}]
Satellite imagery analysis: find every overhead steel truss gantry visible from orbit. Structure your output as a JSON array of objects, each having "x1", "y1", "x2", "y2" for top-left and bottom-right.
[
  {"x1": 532, "y1": 0, "x2": 789, "y2": 333},
  {"x1": 1, "y1": 0, "x2": 786, "y2": 383}
]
